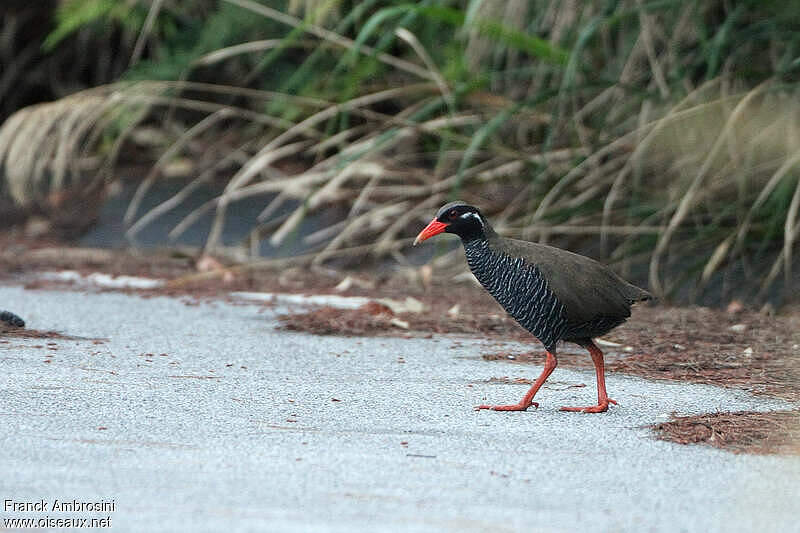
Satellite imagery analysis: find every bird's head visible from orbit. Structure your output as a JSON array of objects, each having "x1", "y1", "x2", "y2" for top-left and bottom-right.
[{"x1": 413, "y1": 201, "x2": 487, "y2": 245}]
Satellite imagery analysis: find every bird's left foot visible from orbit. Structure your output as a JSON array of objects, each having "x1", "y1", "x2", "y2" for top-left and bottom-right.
[
  {"x1": 474, "y1": 401, "x2": 538, "y2": 412},
  {"x1": 560, "y1": 398, "x2": 617, "y2": 413}
]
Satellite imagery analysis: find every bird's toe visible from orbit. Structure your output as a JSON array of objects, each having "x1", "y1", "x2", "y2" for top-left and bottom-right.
[
  {"x1": 559, "y1": 401, "x2": 614, "y2": 413},
  {"x1": 475, "y1": 402, "x2": 537, "y2": 412}
]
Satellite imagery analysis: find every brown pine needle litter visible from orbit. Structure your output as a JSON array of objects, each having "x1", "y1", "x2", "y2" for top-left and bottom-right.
[{"x1": 652, "y1": 411, "x2": 800, "y2": 455}]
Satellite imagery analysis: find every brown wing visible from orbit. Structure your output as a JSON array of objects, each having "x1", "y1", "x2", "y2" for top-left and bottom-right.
[{"x1": 491, "y1": 236, "x2": 651, "y2": 326}]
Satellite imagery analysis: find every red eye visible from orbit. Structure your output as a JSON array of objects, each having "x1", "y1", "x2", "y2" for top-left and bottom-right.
[{"x1": 449, "y1": 210, "x2": 457, "y2": 219}]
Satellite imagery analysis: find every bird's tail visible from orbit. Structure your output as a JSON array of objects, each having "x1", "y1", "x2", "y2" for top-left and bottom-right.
[{"x1": 625, "y1": 284, "x2": 653, "y2": 304}]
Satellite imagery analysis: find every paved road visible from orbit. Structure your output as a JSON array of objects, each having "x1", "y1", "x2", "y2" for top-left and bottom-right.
[{"x1": 1, "y1": 286, "x2": 798, "y2": 532}]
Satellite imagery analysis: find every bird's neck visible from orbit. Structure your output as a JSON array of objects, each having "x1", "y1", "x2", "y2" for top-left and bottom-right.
[
  {"x1": 458, "y1": 218, "x2": 498, "y2": 245},
  {"x1": 460, "y1": 220, "x2": 502, "y2": 270},
  {"x1": 462, "y1": 238, "x2": 500, "y2": 282}
]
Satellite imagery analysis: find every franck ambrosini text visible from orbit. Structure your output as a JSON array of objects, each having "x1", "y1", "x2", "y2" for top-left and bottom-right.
[{"x1": 3, "y1": 499, "x2": 115, "y2": 529}]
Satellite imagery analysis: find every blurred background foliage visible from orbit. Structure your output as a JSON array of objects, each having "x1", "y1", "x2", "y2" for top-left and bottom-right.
[{"x1": 0, "y1": 0, "x2": 799, "y2": 305}]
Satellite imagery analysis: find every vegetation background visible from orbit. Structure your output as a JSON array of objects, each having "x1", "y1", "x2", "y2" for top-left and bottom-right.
[{"x1": 0, "y1": 0, "x2": 799, "y2": 306}]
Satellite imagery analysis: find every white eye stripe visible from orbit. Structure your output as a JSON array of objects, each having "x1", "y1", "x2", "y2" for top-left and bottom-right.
[{"x1": 459, "y1": 212, "x2": 484, "y2": 227}]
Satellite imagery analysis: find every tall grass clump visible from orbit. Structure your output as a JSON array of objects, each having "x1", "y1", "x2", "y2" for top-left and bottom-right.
[{"x1": 2, "y1": 0, "x2": 800, "y2": 304}]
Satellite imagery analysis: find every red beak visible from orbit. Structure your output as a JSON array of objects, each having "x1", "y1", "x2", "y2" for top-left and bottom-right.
[{"x1": 413, "y1": 219, "x2": 448, "y2": 246}]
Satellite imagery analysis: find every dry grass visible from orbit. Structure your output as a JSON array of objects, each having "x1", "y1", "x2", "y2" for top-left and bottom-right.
[
  {"x1": 113, "y1": 2, "x2": 800, "y2": 305},
  {"x1": 2, "y1": 1, "x2": 799, "y2": 305}
]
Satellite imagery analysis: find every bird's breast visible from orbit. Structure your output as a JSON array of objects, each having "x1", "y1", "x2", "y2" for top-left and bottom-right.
[{"x1": 463, "y1": 240, "x2": 567, "y2": 350}]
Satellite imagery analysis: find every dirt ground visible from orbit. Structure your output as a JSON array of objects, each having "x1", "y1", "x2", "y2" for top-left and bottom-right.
[{"x1": 2, "y1": 235, "x2": 799, "y2": 455}]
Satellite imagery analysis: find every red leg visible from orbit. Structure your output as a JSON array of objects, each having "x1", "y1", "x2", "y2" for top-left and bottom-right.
[
  {"x1": 475, "y1": 351, "x2": 557, "y2": 412},
  {"x1": 560, "y1": 340, "x2": 618, "y2": 413}
]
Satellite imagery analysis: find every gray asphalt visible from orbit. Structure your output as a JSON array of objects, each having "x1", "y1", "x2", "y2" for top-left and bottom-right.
[{"x1": 1, "y1": 285, "x2": 798, "y2": 532}]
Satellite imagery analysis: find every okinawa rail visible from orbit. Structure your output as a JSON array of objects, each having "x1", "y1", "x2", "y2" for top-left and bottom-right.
[{"x1": 414, "y1": 201, "x2": 651, "y2": 413}]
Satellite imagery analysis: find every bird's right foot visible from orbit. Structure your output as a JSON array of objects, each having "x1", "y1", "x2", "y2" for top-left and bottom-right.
[
  {"x1": 560, "y1": 398, "x2": 617, "y2": 413},
  {"x1": 474, "y1": 401, "x2": 538, "y2": 411}
]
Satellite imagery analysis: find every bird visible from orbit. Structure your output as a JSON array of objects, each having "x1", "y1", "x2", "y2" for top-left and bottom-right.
[
  {"x1": 414, "y1": 201, "x2": 651, "y2": 413},
  {"x1": 0, "y1": 310, "x2": 25, "y2": 328}
]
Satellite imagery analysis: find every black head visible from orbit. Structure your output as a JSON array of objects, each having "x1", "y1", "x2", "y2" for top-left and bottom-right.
[{"x1": 413, "y1": 201, "x2": 488, "y2": 245}]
